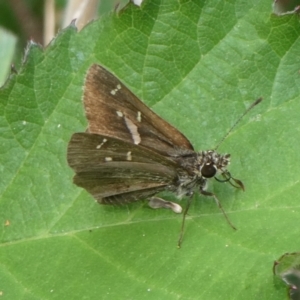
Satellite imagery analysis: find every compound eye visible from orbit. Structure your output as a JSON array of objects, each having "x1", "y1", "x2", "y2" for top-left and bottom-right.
[{"x1": 201, "y1": 163, "x2": 217, "y2": 178}]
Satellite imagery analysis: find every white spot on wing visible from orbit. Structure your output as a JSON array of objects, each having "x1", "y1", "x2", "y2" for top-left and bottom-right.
[
  {"x1": 110, "y1": 84, "x2": 122, "y2": 95},
  {"x1": 105, "y1": 157, "x2": 113, "y2": 162},
  {"x1": 137, "y1": 111, "x2": 142, "y2": 122},
  {"x1": 126, "y1": 151, "x2": 132, "y2": 161},
  {"x1": 124, "y1": 117, "x2": 141, "y2": 145},
  {"x1": 116, "y1": 111, "x2": 123, "y2": 117},
  {"x1": 96, "y1": 138, "x2": 107, "y2": 149}
]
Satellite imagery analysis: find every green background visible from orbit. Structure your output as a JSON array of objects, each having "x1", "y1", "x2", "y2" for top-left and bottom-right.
[{"x1": 1, "y1": 0, "x2": 300, "y2": 299}]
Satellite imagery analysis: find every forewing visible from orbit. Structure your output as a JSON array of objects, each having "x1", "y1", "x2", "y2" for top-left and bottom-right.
[
  {"x1": 83, "y1": 64, "x2": 194, "y2": 156},
  {"x1": 67, "y1": 133, "x2": 179, "y2": 204}
]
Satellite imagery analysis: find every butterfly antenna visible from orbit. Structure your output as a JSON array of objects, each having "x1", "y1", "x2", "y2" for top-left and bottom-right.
[{"x1": 214, "y1": 97, "x2": 263, "y2": 150}]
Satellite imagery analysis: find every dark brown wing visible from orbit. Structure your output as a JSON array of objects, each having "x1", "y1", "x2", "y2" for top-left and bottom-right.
[
  {"x1": 67, "y1": 133, "x2": 179, "y2": 204},
  {"x1": 83, "y1": 64, "x2": 194, "y2": 157}
]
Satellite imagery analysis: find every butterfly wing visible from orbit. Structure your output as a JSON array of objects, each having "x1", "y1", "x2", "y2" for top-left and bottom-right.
[
  {"x1": 84, "y1": 64, "x2": 194, "y2": 157},
  {"x1": 67, "y1": 133, "x2": 181, "y2": 204}
]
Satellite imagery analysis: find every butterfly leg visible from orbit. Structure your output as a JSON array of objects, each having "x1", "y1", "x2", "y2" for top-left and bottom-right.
[
  {"x1": 177, "y1": 194, "x2": 194, "y2": 248},
  {"x1": 148, "y1": 197, "x2": 182, "y2": 213},
  {"x1": 200, "y1": 189, "x2": 237, "y2": 230}
]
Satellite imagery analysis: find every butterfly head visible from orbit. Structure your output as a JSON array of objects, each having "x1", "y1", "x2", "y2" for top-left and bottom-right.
[
  {"x1": 198, "y1": 150, "x2": 230, "y2": 179},
  {"x1": 198, "y1": 150, "x2": 244, "y2": 190}
]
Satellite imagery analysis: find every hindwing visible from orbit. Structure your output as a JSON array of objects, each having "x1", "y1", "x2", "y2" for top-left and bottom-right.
[{"x1": 67, "y1": 133, "x2": 180, "y2": 204}]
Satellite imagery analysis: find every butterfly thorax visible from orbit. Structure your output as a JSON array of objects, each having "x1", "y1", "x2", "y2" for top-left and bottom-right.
[{"x1": 171, "y1": 150, "x2": 231, "y2": 199}]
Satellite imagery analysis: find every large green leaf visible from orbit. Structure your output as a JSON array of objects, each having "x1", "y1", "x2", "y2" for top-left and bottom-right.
[{"x1": 1, "y1": 0, "x2": 300, "y2": 299}]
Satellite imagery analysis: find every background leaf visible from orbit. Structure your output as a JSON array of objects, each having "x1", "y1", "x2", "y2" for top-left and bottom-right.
[
  {"x1": 0, "y1": 28, "x2": 16, "y2": 86},
  {"x1": 1, "y1": 0, "x2": 300, "y2": 299}
]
